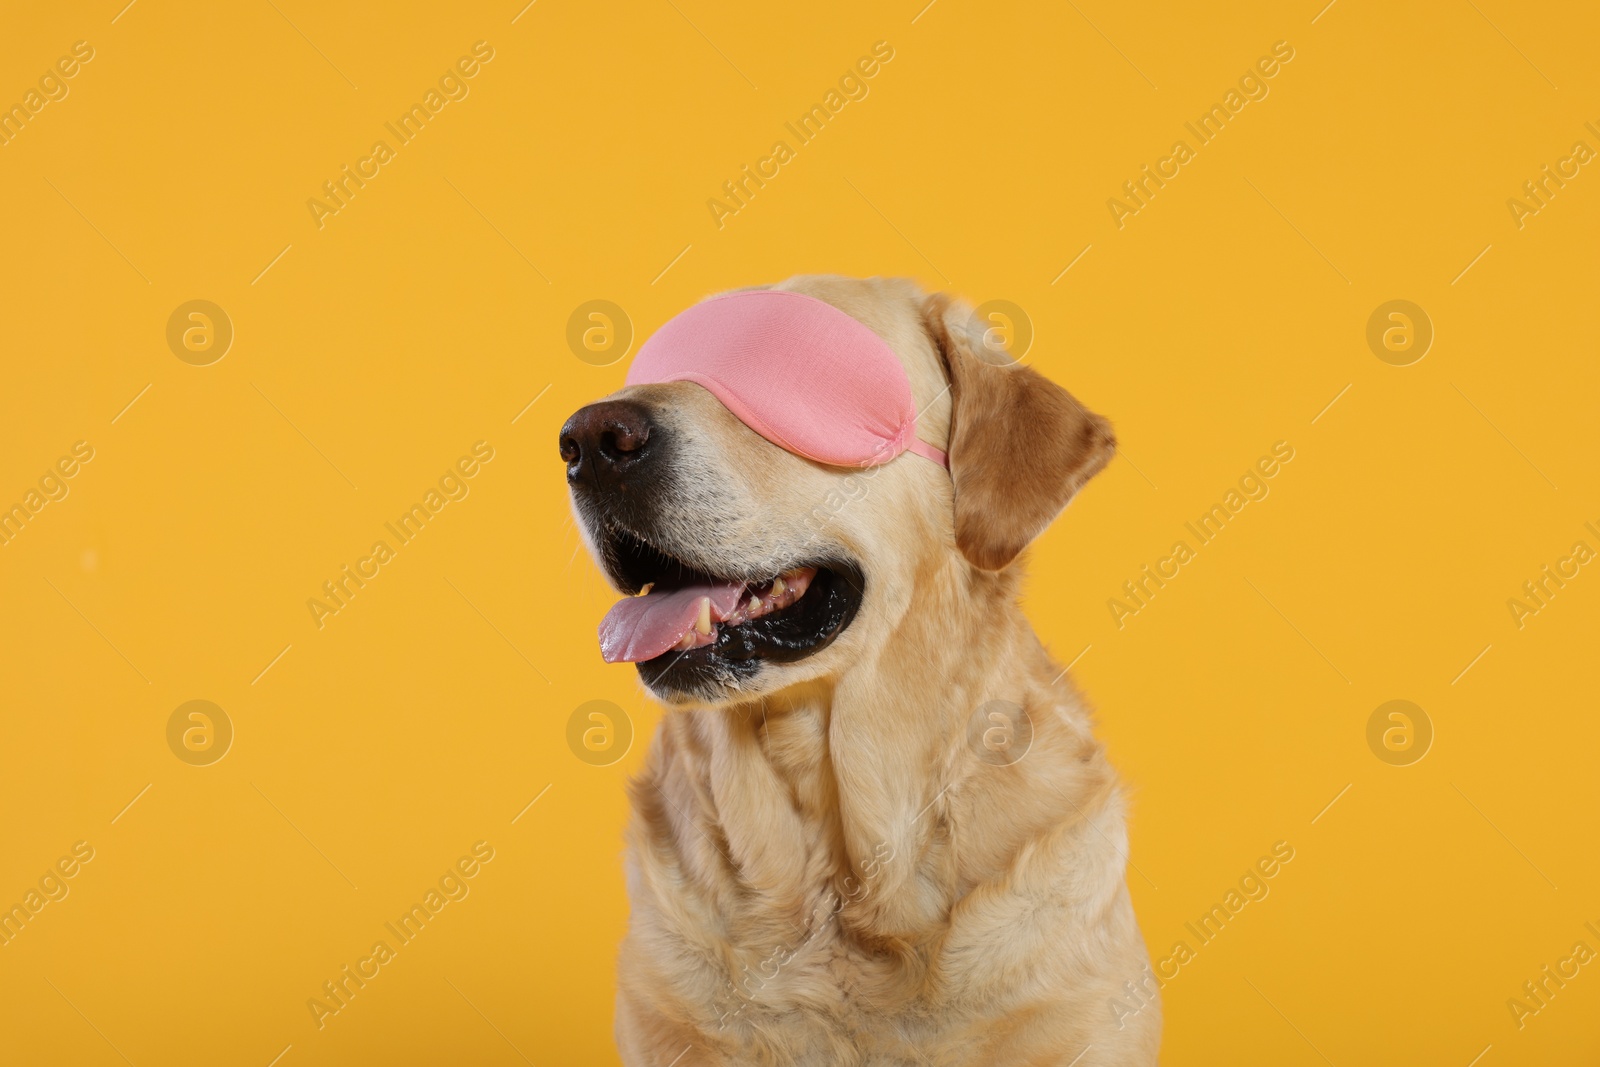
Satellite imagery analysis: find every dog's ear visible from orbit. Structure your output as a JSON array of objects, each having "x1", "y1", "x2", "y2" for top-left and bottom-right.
[{"x1": 923, "y1": 294, "x2": 1116, "y2": 571}]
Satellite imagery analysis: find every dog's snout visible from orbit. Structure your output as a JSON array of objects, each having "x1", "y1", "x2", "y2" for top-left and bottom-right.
[{"x1": 560, "y1": 400, "x2": 658, "y2": 487}]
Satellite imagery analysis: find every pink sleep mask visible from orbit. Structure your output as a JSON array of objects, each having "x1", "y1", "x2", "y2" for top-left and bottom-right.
[{"x1": 624, "y1": 289, "x2": 948, "y2": 469}]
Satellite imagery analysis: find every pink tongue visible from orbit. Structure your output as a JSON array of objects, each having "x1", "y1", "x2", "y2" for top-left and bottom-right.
[{"x1": 598, "y1": 582, "x2": 747, "y2": 663}]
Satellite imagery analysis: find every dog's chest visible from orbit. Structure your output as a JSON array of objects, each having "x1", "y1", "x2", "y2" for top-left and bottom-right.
[{"x1": 706, "y1": 890, "x2": 953, "y2": 1055}]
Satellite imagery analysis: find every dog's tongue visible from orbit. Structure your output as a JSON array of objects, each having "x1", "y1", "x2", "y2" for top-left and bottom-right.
[{"x1": 598, "y1": 582, "x2": 747, "y2": 663}]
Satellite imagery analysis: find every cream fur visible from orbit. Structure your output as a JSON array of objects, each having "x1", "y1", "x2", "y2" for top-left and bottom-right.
[{"x1": 573, "y1": 276, "x2": 1159, "y2": 1066}]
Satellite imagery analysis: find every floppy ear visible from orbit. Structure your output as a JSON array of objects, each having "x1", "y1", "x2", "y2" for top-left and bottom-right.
[{"x1": 923, "y1": 294, "x2": 1116, "y2": 571}]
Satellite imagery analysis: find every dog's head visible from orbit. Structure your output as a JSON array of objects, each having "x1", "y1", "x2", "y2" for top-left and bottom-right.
[{"x1": 560, "y1": 275, "x2": 1114, "y2": 705}]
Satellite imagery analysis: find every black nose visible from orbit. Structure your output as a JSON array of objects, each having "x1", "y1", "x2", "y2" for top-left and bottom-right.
[{"x1": 559, "y1": 400, "x2": 657, "y2": 488}]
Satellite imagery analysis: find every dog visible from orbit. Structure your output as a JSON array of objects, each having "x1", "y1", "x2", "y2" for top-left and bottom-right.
[{"x1": 560, "y1": 275, "x2": 1159, "y2": 1065}]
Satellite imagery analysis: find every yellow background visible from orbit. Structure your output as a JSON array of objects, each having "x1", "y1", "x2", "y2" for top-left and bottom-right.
[{"x1": 3, "y1": 1, "x2": 1598, "y2": 1063}]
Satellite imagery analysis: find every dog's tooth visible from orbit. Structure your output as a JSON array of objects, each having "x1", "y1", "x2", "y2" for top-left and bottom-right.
[
  {"x1": 748, "y1": 595, "x2": 762, "y2": 613},
  {"x1": 771, "y1": 576, "x2": 787, "y2": 597},
  {"x1": 674, "y1": 631, "x2": 696, "y2": 651},
  {"x1": 695, "y1": 596, "x2": 713, "y2": 635}
]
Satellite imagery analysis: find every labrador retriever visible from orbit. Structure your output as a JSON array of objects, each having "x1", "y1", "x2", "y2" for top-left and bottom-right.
[{"x1": 560, "y1": 275, "x2": 1159, "y2": 1065}]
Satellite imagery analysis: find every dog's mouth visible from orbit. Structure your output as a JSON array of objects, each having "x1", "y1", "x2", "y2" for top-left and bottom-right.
[{"x1": 594, "y1": 527, "x2": 864, "y2": 689}]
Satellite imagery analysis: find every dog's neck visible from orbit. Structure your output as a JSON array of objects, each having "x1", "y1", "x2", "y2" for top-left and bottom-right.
[{"x1": 693, "y1": 555, "x2": 1112, "y2": 943}]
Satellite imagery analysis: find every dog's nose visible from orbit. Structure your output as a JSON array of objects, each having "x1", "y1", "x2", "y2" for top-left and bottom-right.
[{"x1": 559, "y1": 400, "x2": 657, "y2": 487}]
